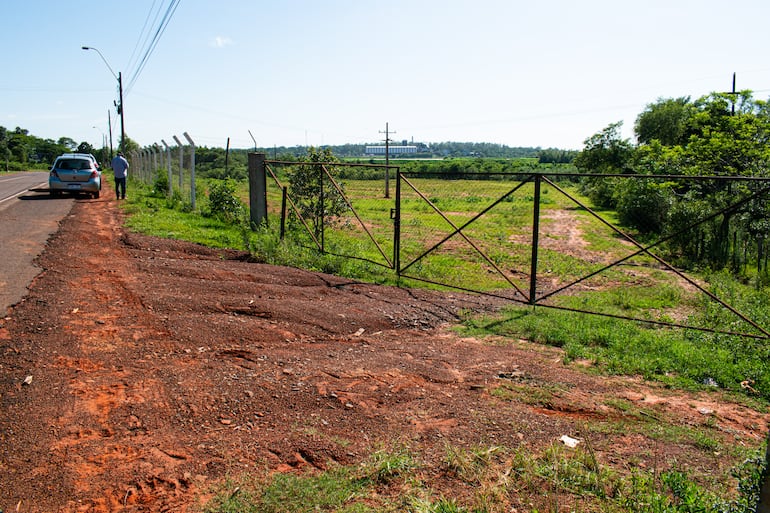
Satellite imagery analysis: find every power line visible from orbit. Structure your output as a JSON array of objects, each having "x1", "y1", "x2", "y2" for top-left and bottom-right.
[
  {"x1": 125, "y1": 0, "x2": 182, "y2": 94},
  {"x1": 125, "y1": 0, "x2": 162, "y2": 78}
]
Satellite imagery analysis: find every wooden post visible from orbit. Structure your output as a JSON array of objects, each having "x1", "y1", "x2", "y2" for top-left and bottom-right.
[{"x1": 248, "y1": 152, "x2": 268, "y2": 228}]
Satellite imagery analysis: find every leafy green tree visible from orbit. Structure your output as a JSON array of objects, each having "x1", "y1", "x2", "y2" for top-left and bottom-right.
[
  {"x1": 287, "y1": 146, "x2": 349, "y2": 239},
  {"x1": 34, "y1": 138, "x2": 69, "y2": 164},
  {"x1": 8, "y1": 127, "x2": 31, "y2": 164},
  {"x1": 634, "y1": 97, "x2": 695, "y2": 146},
  {"x1": 574, "y1": 121, "x2": 633, "y2": 174},
  {"x1": 120, "y1": 135, "x2": 141, "y2": 154},
  {"x1": 76, "y1": 142, "x2": 95, "y2": 154},
  {"x1": 623, "y1": 92, "x2": 770, "y2": 273},
  {"x1": 0, "y1": 127, "x2": 9, "y2": 170},
  {"x1": 574, "y1": 122, "x2": 634, "y2": 209},
  {"x1": 57, "y1": 137, "x2": 77, "y2": 151}
]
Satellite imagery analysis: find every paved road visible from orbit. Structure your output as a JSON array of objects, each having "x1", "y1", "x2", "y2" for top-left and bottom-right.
[{"x1": 0, "y1": 172, "x2": 75, "y2": 314}]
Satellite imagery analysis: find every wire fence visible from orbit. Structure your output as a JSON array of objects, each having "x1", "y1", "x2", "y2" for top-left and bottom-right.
[
  {"x1": 130, "y1": 152, "x2": 770, "y2": 339},
  {"x1": 261, "y1": 160, "x2": 770, "y2": 339}
]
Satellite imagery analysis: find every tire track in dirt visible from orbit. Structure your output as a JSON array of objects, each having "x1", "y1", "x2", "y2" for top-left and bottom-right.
[{"x1": 43, "y1": 193, "x2": 197, "y2": 512}]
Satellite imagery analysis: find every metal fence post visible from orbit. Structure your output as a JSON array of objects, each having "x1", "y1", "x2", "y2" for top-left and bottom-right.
[
  {"x1": 394, "y1": 167, "x2": 401, "y2": 272},
  {"x1": 319, "y1": 162, "x2": 325, "y2": 251},
  {"x1": 529, "y1": 173, "x2": 541, "y2": 305},
  {"x1": 280, "y1": 186, "x2": 287, "y2": 239},
  {"x1": 247, "y1": 152, "x2": 267, "y2": 228}
]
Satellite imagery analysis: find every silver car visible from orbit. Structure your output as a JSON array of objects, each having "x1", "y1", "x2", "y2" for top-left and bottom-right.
[{"x1": 49, "y1": 154, "x2": 102, "y2": 199}]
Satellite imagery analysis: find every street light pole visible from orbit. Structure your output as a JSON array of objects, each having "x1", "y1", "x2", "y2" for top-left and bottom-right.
[
  {"x1": 92, "y1": 125, "x2": 106, "y2": 155},
  {"x1": 82, "y1": 46, "x2": 125, "y2": 154}
]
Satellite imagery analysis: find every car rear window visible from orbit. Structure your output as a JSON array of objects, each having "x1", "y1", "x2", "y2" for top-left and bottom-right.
[{"x1": 57, "y1": 159, "x2": 92, "y2": 170}]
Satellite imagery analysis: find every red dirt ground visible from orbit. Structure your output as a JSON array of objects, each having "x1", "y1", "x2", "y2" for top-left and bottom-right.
[{"x1": 0, "y1": 183, "x2": 768, "y2": 512}]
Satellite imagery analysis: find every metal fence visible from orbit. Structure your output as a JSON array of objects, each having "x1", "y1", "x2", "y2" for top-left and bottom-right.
[{"x1": 259, "y1": 158, "x2": 770, "y2": 339}]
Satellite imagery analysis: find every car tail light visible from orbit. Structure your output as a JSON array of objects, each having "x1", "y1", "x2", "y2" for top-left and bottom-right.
[
  {"x1": 90, "y1": 170, "x2": 98, "y2": 179},
  {"x1": 50, "y1": 170, "x2": 59, "y2": 178}
]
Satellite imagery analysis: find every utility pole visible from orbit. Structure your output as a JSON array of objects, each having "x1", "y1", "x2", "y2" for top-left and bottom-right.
[
  {"x1": 723, "y1": 72, "x2": 737, "y2": 115},
  {"x1": 118, "y1": 72, "x2": 125, "y2": 153},
  {"x1": 379, "y1": 122, "x2": 395, "y2": 198}
]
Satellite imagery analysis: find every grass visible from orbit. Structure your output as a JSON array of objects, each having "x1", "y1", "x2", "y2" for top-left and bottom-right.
[
  {"x1": 460, "y1": 300, "x2": 770, "y2": 400},
  {"x1": 199, "y1": 443, "x2": 766, "y2": 513}
]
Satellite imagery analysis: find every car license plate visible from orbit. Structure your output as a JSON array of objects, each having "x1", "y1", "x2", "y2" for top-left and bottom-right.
[{"x1": 67, "y1": 184, "x2": 82, "y2": 190}]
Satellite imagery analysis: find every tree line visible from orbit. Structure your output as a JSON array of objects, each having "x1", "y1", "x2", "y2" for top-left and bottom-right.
[
  {"x1": 0, "y1": 125, "x2": 575, "y2": 174},
  {"x1": 573, "y1": 91, "x2": 770, "y2": 279}
]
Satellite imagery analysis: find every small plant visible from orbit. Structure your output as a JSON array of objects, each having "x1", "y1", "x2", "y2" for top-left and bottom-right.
[
  {"x1": 443, "y1": 444, "x2": 502, "y2": 484},
  {"x1": 366, "y1": 446, "x2": 418, "y2": 484},
  {"x1": 152, "y1": 170, "x2": 169, "y2": 197},
  {"x1": 206, "y1": 179, "x2": 245, "y2": 223}
]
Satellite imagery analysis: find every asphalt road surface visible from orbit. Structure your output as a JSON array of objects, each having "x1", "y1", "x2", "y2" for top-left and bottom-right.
[{"x1": 0, "y1": 172, "x2": 75, "y2": 314}]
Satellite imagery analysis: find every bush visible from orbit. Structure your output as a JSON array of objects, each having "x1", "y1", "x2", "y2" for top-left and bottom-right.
[
  {"x1": 152, "y1": 171, "x2": 169, "y2": 197},
  {"x1": 206, "y1": 179, "x2": 245, "y2": 223}
]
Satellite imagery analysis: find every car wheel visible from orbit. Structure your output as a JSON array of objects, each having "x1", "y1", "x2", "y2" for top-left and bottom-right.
[
  {"x1": 93, "y1": 190, "x2": 100, "y2": 199},
  {"x1": 50, "y1": 190, "x2": 60, "y2": 198}
]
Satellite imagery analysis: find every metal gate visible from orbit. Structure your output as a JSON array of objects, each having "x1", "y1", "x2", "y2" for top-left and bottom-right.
[
  {"x1": 263, "y1": 159, "x2": 770, "y2": 339},
  {"x1": 395, "y1": 171, "x2": 770, "y2": 339}
]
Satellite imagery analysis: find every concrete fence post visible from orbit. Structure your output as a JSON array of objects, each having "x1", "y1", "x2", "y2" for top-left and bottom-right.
[
  {"x1": 183, "y1": 132, "x2": 196, "y2": 210},
  {"x1": 161, "y1": 140, "x2": 172, "y2": 197},
  {"x1": 248, "y1": 152, "x2": 267, "y2": 228},
  {"x1": 173, "y1": 135, "x2": 183, "y2": 191}
]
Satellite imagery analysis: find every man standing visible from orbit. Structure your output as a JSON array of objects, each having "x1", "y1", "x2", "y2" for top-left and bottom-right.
[{"x1": 111, "y1": 151, "x2": 129, "y2": 200}]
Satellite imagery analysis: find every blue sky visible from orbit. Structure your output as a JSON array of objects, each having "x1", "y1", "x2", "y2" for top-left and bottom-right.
[{"x1": 2, "y1": 0, "x2": 770, "y2": 151}]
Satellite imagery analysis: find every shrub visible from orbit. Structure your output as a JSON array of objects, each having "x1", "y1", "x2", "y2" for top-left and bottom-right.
[{"x1": 206, "y1": 179, "x2": 245, "y2": 223}]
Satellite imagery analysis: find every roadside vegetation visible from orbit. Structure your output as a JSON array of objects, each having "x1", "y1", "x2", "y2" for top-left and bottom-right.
[{"x1": 198, "y1": 442, "x2": 764, "y2": 512}]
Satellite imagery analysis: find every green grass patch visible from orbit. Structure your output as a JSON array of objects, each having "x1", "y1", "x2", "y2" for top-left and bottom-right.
[{"x1": 199, "y1": 443, "x2": 766, "y2": 513}]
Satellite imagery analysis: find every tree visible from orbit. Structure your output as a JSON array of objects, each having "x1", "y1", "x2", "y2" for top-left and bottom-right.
[
  {"x1": 573, "y1": 122, "x2": 634, "y2": 209},
  {"x1": 627, "y1": 92, "x2": 770, "y2": 272},
  {"x1": 8, "y1": 128, "x2": 31, "y2": 163},
  {"x1": 76, "y1": 142, "x2": 95, "y2": 154},
  {"x1": 0, "y1": 127, "x2": 8, "y2": 170},
  {"x1": 57, "y1": 137, "x2": 77, "y2": 151},
  {"x1": 34, "y1": 138, "x2": 69, "y2": 164},
  {"x1": 573, "y1": 121, "x2": 633, "y2": 174},
  {"x1": 120, "y1": 135, "x2": 141, "y2": 154},
  {"x1": 287, "y1": 146, "x2": 349, "y2": 240},
  {"x1": 634, "y1": 97, "x2": 695, "y2": 146}
]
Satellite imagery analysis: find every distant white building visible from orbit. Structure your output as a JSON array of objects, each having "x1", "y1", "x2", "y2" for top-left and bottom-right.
[{"x1": 365, "y1": 145, "x2": 418, "y2": 155}]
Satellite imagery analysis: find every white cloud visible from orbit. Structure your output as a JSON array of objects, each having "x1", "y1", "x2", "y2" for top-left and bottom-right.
[{"x1": 209, "y1": 36, "x2": 234, "y2": 49}]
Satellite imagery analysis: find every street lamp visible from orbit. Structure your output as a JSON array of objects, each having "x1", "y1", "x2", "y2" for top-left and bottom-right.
[
  {"x1": 82, "y1": 46, "x2": 125, "y2": 154},
  {"x1": 92, "y1": 125, "x2": 105, "y2": 150}
]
